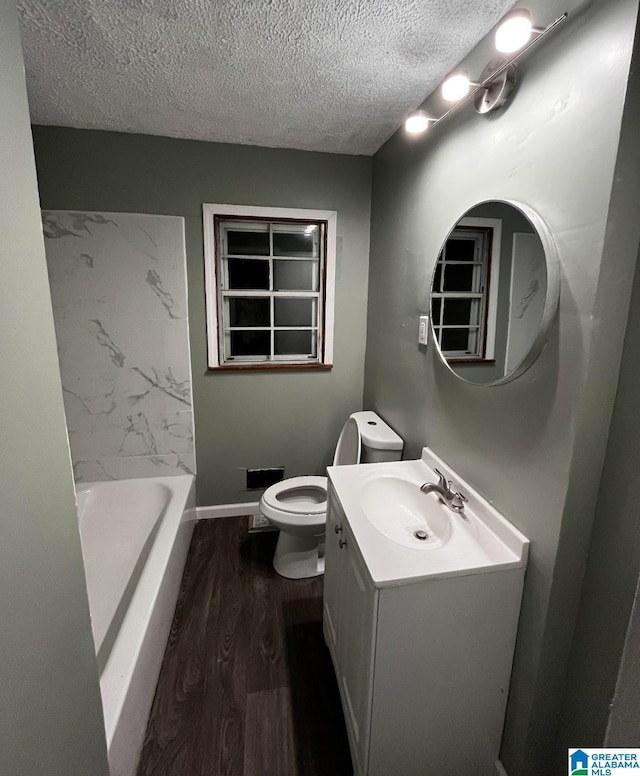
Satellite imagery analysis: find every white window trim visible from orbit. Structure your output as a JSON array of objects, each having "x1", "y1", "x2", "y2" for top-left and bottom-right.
[
  {"x1": 203, "y1": 203, "x2": 337, "y2": 370},
  {"x1": 455, "y1": 216, "x2": 502, "y2": 361}
]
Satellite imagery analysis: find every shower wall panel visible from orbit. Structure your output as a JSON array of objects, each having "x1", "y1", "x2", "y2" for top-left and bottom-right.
[{"x1": 43, "y1": 210, "x2": 195, "y2": 482}]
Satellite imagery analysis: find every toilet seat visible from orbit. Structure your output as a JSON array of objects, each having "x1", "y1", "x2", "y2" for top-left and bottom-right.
[{"x1": 261, "y1": 475, "x2": 328, "y2": 518}]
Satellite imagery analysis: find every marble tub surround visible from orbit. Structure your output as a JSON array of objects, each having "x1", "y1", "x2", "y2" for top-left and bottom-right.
[{"x1": 43, "y1": 211, "x2": 195, "y2": 482}]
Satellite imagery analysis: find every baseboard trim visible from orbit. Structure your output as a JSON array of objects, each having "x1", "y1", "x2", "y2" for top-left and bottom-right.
[
  {"x1": 196, "y1": 502, "x2": 260, "y2": 520},
  {"x1": 495, "y1": 760, "x2": 509, "y2": 776}
]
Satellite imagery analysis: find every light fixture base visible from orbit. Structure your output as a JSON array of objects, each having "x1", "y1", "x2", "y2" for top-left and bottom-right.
[{"x1": 474, "y1": 61, "x2": 517, "y2": 114}]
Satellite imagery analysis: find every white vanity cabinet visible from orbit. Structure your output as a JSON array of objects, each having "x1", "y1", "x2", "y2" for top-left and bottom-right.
[
  {"x1": 324, "y1": 466, "x2": 528, "y2": 776},
  {"x1": 324, "y1": 492, "x2": 378, "y2": 774}
]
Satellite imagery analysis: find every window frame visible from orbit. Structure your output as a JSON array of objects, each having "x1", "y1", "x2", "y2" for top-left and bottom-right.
[
  {"x1": 431, "y1": 216, "x2": 502, "y2": 363},
  {"x1": 203, "y1": 204, "x2": 337, "y2": 371}
]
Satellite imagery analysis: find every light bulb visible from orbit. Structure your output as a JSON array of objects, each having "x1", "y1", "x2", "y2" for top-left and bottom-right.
[
  {"x1": 405, "y1": 111, "x2": 431, "y2": 134},
  {"x1": 441, "y1": 72, "x2": 471, "y2": 102},
  {"x1": 495, "y1": 9, "x2": 533, "y2": 53}
]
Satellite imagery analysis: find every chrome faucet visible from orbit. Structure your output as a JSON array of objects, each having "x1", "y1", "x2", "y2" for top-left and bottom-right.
[{"x1": 420, "y1": 469, "x2": 468, "y2": 514}]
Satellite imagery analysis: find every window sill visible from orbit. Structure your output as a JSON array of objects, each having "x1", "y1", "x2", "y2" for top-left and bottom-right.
[
  {"x1": 446, "y1": 358, "x2": 496, "y2": 365},
  {"x1": 207, "y1": 363, "x2": 333, "y2": 373}
]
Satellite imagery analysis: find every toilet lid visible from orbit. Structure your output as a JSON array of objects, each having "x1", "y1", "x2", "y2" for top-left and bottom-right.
[
  {"x1": 333, "y1": 416, "x2": 361, "y2": 466},
  {"x1": 261, "y1": 476, "x2": 328, "y2": 515}
]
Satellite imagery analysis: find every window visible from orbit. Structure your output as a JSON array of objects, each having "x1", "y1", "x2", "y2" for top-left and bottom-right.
[
  {"x1": 431, "y1": 217, "x2": 501, "y2": 362},
  {"x1": 203, "y1": 205, "x2": 336, "y2": 370}
]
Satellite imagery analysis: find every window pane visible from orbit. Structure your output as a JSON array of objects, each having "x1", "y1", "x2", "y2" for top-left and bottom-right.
[
  {"x1": 210, "y1": 211, "x2": 332, "y2": 368},
  {"x1": 431, "y1": 297, "x2": 441, "y2": 322},
  {"x1": 275, "y1": 330, "x2": 313, "y2": 355},
  {"x1": 445, "y1": 238, "x2": 476, "y2": 262},
  {"x1": 273, "y1": 228, "x2": 318, "y2": 257},
  {"x1": 230, "y1": 330, "x2": 270, "y2": 357},
  {"x1": 441, "y1": 329, "x2": 472, "y2": 352},
  {"x1": 433, "y1": 264, "x2": 442, "y2": 291},
  {"x1": 443, "y1": 264, "x2": 474, "y2": 292},
  {"x1": 226, "y1": 230, "x2": 269, "y2": 256},
  {"x1": 229, "y1": 297, "x2": 270, "y2": 327},
  {"x1": 273, "y1": 260, "x2": 318, "y2": 291},
  {"x1": 274, "y1": 298, "x2": 315, "y2": 327},
  {"x1": 442, "y1": 299, "x2": 473, "y2": 326},
  {"x1": 469, "y1": 298, "x2": 482, "y2": 327},
  {"x1": 228, "y1": 259, "x2": 269, "y2": 290}
]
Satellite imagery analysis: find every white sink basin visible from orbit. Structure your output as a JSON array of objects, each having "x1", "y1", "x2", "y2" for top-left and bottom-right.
[
  {"x1": 327, "y1": 448, "x2": 529, "y2": 587},
  {"x1": 360, "y1": 475, "x2": 453, "y2": 550}
]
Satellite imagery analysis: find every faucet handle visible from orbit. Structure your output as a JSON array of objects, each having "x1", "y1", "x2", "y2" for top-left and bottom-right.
[
  {"x1": 450, "y1": 491, "x2": 468, "y2": 512},
  {"x1": 434, "y1": 468, "x2": 448, "y2": 490},
  {"x1": 434, "y1": 468, "x2": 455, "y2": 498}
]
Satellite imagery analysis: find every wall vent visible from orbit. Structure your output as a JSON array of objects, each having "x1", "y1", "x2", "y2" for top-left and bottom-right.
[{"x1": 246, "y1": 467, "x2": 285, "y2": 490}]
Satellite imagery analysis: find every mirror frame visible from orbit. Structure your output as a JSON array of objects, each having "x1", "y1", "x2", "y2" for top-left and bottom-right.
[{"x1": 430, "y1": 199, "x2": 560, "y2": 386}]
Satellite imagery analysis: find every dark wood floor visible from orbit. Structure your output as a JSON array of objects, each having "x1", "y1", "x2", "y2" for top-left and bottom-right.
[{"x1": 138, "y1": 518, "x2": 353, "y2": 776}]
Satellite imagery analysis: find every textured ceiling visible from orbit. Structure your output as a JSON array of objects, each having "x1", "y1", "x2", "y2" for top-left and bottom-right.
[{"x1": 17, "y1": 0, "x2": 515, "y2": 155}]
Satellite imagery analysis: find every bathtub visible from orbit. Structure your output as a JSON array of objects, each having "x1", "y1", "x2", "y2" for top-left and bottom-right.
[{"x1": 76, "y1": 475, "x2": 195, "y2": 776}]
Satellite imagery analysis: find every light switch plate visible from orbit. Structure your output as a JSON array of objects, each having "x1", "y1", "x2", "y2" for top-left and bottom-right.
[{"x1": 418, "y1": 315, "x2": 429, "y2": 345}]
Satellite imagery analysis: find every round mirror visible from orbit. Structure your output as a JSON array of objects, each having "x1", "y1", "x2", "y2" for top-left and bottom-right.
[{"x1": 429, "y1": 200, "x2": 559, "y2": 386}]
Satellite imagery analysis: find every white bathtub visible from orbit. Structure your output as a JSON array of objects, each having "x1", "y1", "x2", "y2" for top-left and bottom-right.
[{"x1": 76, "y1": 475, "x2": 195, "y2": 776}]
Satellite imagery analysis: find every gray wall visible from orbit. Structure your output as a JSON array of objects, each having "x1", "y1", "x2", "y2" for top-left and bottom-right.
[
  {"x1": 0, "y1": 2, "x2": 109, "y2": 774},
  {"x1": 605, "y1": 571, "x2": 640, "y2": 745},
  {"x1": 557, "y1": 245, "x2": 640, "y2": 748},
  {"x1": 32, "y1": 127, "x2": 372, "y2": 506},
  {"x1": 363, "y1": 0, "x2": 640, "y2": 773},
  {"x1": 558, "y1": 20, "x2": 640, "y2": 739}
]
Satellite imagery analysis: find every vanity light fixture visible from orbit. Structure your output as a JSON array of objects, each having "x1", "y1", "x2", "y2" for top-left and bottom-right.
[
  {"x1": 405, "y1": 110, "x2": 432, "y2": 134},
  {"x1": 404, "y1": 8, "x2": 567, "y2": 134},
  {"x1": 495, "y1": 9, "x2": 545, "y2": 54},
  {"x1": 441, "y1": 71, "x2": 478, "y2": 102}
]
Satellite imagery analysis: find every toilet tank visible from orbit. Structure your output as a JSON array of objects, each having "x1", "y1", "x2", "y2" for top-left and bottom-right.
[
  {"x1": 356, "y1": 411, "x2": 404, "y2": 463},
  {"x1": 333, "y1": 411, "x2": 403, "y2": 466}
]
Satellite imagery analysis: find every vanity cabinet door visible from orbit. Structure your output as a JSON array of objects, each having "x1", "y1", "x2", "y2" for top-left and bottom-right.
[
  {"x1": 336, "y1": 519, "x2": 377, "y2": 774},
  {"x1": 324, "y1": 487, "x2": 378, "y2": 775}
]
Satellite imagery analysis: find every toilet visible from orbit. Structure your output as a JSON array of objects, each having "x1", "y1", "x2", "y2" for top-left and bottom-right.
[{"x1": 259, "y1": 411, "x2": 404, "y2": 579}]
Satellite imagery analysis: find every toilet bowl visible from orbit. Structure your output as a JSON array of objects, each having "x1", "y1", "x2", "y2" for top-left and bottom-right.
[{"x1": 259, "y1": 411, "x2": 403, "y2": 579}]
